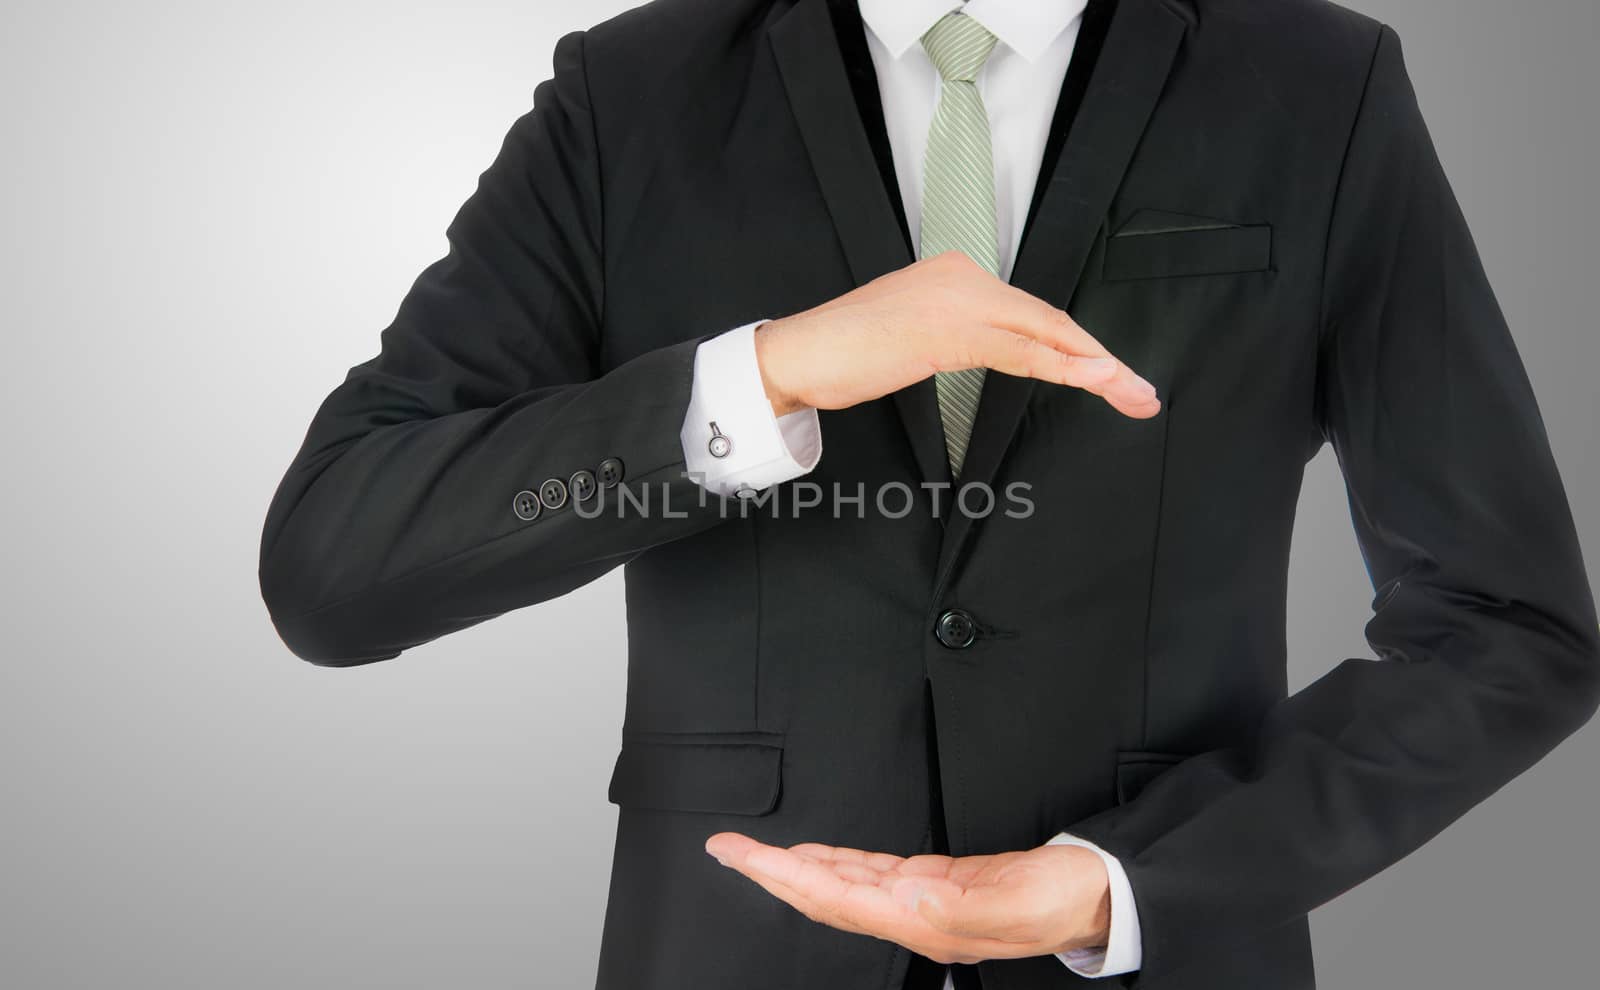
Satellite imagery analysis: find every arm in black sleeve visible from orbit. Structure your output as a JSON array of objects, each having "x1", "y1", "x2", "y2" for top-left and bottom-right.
[
  {"x1": 1064, "y1": 24, "x2": 1600, "y2": 980},
  {"x1": 258, "y1": 30, "x2": 728, "y2": 666}
]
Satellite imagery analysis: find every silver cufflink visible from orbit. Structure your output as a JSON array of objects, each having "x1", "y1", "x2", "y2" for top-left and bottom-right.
[{"x1": 707, "y1": 422, "x2": 733, "y2": 459}]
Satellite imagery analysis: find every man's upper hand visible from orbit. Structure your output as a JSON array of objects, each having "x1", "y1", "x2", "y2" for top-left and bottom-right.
[{"x1": 752, "y1": 250, "x2": 1161, "y2": 419}]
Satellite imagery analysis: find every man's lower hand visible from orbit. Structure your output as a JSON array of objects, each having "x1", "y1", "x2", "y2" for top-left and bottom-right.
[{"x1": 703, "y1": 831, "x2": 1112, "y2": 965}]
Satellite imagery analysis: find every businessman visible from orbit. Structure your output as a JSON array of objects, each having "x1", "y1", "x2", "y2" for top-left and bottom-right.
[{"x1": 258, "y1": 0, "x2": 1600, "y2": 987}]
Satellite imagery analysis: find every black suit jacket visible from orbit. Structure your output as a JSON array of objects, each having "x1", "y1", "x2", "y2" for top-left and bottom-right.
[{"x1": 258, "y1": 1, "x2": 1600, "y2": 987}]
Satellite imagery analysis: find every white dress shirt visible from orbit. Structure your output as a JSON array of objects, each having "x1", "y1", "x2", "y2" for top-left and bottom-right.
[{"x1": 678, "y1": 1, "x2": 1141, "y2": 980}]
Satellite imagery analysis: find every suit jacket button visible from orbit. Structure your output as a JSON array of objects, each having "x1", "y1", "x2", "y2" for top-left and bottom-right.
[
  {"x1": 569, "y1": 469, "x2": 597, "y2": 502},
  {"x1": 598, "y1": 457, "x2": 625, "y2": 488},
  {"x1": 512, "y1": 489, "x2": 542, "y2": 521},
  {"x1": 934, "y1": 609, "x2": 977, "y2": 649},
  {"x1": 539, "y1": 477, "x2": 569, "y2": 510}
]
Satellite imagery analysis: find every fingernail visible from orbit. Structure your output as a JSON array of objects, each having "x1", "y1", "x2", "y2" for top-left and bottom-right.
[
  {"x1": 1082, "y1": 357, "x2": 1118, "y2": 377},
  {"x1": 1133, "y1": 374, "x2": 1157, "y2": 397}
]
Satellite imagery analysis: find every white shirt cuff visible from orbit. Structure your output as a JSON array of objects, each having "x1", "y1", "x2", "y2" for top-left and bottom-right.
[
  {"x1": 680, "y1": 320, "x2": 821, "y2": 498},
  {"x1": 1046, "y1": 832, "x2": 1142, "y2": 978}
]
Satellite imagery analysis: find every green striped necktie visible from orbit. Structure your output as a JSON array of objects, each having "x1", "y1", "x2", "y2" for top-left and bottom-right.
[{"x1": 919, "y1": 10, "x2": 1001, "y2": 479}]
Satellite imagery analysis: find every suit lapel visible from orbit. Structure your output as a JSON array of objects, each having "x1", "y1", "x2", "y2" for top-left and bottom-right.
[
  {"x1": 769, "y1": 0, "x2": 952, "y2": 492},
  {"x1": 933, "y1": 0, "x2": 1189, "y2": 590}
]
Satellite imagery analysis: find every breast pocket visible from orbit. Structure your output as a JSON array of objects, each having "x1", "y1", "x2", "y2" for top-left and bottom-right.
[{"x1": 1102, "y1": 209, "x2": 1272, "y2": 282}]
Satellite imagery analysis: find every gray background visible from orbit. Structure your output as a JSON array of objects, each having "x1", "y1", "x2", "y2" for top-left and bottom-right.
[{"x1": 2, "y1": 0, "x2": 1595, "y2": 986}]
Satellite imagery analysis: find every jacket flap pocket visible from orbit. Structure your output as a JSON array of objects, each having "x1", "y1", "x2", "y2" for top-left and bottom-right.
[
  {"x1": 607, "y1": 731, "x2": 783, "y2": 815},
  {"x1": 1115, "y1": 750, "x2": 1187, "y2": 804},
  {"x1": 1104, "y1": 211, "x2": 1272, "y2": 281}
]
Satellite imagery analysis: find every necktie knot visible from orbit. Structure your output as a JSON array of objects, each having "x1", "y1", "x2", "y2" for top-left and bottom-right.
[{"x1": 920, "y1": 11, "x2": 998, "y2": 83}]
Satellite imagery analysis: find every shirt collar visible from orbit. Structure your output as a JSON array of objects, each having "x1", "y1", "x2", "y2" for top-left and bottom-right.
[{"x1": 857, "y1": 0, "x2": 1089, "y2": 64}]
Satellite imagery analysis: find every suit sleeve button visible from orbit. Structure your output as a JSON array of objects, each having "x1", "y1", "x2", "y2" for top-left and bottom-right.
[
  {"x1": 512, "y1": 489, "x2": 542, "y2": 521},
  {"x1": 597, "y1": 457, "x2": 625, "y2": 488},
  {"x1": 539, "y1": 478, "x2": 569, "y2": 510},
  {"x1": 569, "y1": 469, "x2": 597, "y2": 502}
]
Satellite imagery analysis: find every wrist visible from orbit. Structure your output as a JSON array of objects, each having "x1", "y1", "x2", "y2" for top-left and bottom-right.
[
  {"x1": 1085, "y1": 873, "x2": 1112, "y2": 948},
  {"x1": 1047, "y1": 843, "x2": 1113, "y2": 953},
  {"x1": 753, "y1": 318, "x2": 806, "y2": 417}
]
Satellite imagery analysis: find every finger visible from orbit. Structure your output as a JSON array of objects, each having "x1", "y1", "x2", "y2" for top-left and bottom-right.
[
  {"x1": 721, "y1": 837, "x2": 918, "y2": 905},
  {"x1": 1103, "y1": 386, "x2": 1163, "y2": 420},
  {"x1": 890, "y1": 854, "x2": 960, "y2": 879},
  {"x1": 708, "y1": 834, "x2": 876, "y2": 933},
  {"x1": 748, "y1": 850, "x2": 917, "y2": 937},
  {"x1": 981, "y1": 284, "x2": 1114, "y2": 359},
  {"x1": 964, "y1": 327, "x2": 1161, "y2": 416},
  {"x1": 973, "y1": 287, "x2": 1161, "y2": 404},
  {"x1": 789, "y1": 843, "x2": 906, "y2": 874},
  {"x1": 705, "y1": 831, "x2": 766, "y2": 867},
  {"x1": 956, "y1": 325, "x2": 1104, "y2": 384},
  {"x1": 1069, "y1": 357, "x2": 1161, "y2": 417},
  {"x1": 786, "y1": 844, "x2": 888, "y2": 885},
  {"x1": 713, "y1": 833, "x2": 865, "y2": 896},
  {"x1": 729, "y1": 841, "x2": 894, "y2": 922},
  {"x1": 713, "y1": 838, "x2": 951, "y2": 944},
  {"x1": 820, "y1": 860, "x2": 887, "y2": 885},
  {"x1": 740, "y1": 865, "x2": 874, "y2": 935},
  {"x1": 915, "y1": 250, "x2": 1106, "y2": 357},
  {"x1": 891, "y1": 853, "x2": 1022, "y2": 892}
]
